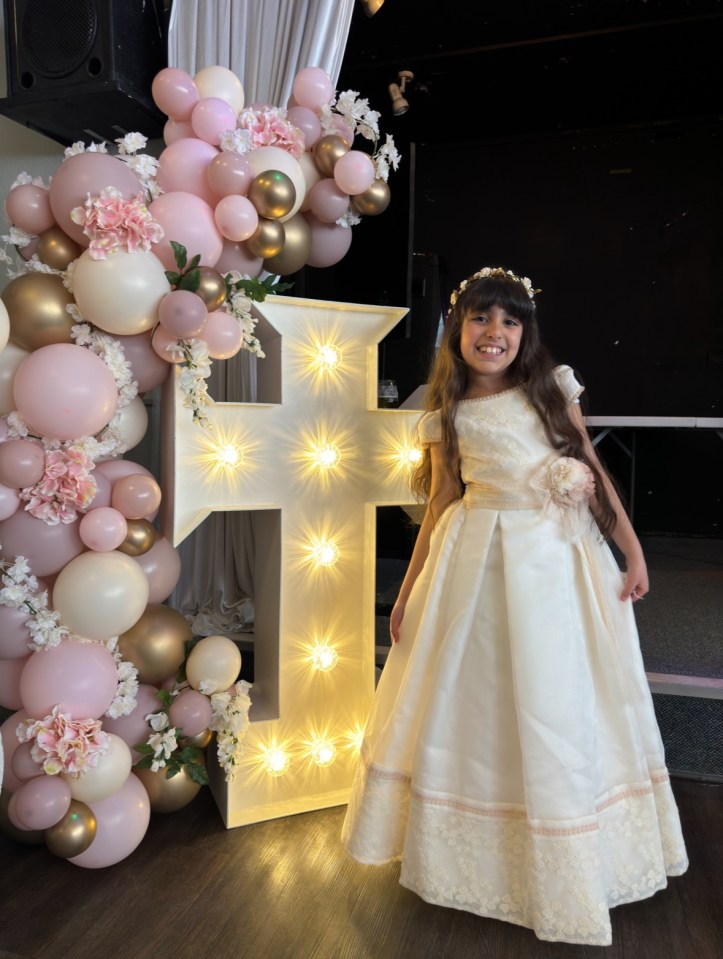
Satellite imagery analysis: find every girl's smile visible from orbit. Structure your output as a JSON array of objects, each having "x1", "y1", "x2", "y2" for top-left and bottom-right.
[{"x1": 460, "y1": 304, "x2": 522, "y2": 392}]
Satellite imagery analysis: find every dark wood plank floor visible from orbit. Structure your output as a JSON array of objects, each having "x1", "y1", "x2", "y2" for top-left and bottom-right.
[{"x1": 0, "y1": 777, "x2": 720, "y2": 959}]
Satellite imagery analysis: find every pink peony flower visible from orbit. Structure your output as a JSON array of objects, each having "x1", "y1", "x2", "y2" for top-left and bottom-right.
[
  {"x1": 237, "y1": 107, "x2": 306, "y2": 158},
  {"x1": 20, "y1": 445, "x2": 98, "y2": 526},
  {"x1": 17, "y1": 705, "x2": 110, "y2": 776},
  {"x1": 70, "y1": 187, "x2": 164, "y2": 260}
]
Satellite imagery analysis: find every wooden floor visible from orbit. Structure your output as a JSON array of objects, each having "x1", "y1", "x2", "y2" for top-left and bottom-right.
[{"x1": 0, "y1": 777, "x2": 721, "y2": 959}]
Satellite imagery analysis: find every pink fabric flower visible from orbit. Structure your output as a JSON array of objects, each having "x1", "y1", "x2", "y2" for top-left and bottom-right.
[
  {"x1": 237, "y1": 107, "x2": 306, "y2": 158},
  {"x1": 530, "y1": 456, "x2": 596, "y2": 542},
  {"x1": 20, "y1": 445, "x2": 98, "y2": 526},
  {"x1": 17, "y1": 705, "x2": 110, "y2": 776},
  {"x1": 70, "y1": 187, "x2": 164, "y2": 260}
]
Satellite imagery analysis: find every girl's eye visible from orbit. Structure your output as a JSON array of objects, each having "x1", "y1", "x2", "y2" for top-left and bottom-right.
[{"x1": 505, "y1": 318, "x2": 520, "y2": 327}]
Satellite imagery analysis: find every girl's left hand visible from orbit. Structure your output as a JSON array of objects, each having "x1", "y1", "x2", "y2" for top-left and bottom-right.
[{"x1": 620, "y1": 557, "x2": 649, "y2": 602}]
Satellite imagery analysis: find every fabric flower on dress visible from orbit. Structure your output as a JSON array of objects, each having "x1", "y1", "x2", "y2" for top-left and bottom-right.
[{"x1": 530, "y1": 455, "x2": 596, "y2": 542}]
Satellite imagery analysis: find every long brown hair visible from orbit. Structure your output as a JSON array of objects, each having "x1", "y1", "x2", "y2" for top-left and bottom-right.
[{"x1": 411, "y1": 271, "x2": 618, "y2": 538}]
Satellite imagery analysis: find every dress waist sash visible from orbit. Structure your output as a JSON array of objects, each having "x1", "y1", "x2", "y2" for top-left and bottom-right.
[{"x1": 463, "y1": 482, "x2": 540, "y2": 511}]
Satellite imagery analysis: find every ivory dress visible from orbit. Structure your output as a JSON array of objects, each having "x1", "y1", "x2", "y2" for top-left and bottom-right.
[{"x1": 341, "y1": 366, "x2": 688, "y2": 947}]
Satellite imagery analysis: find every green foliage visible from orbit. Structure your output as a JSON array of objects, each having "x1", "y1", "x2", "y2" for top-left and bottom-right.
[{"x1": 164, "y1": 241, "x2": 201, "y2": 292}]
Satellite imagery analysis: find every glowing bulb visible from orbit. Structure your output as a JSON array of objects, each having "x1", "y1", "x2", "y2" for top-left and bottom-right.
[
  {"x1": 316, "y1": 344, "x2": 341, "y2": 370},
  {"x1": 309, "y1": 643, "x2": 339, "y2": 671},
  {"x1": 218, "y1": 443, "x2": 242, "y2": 466},
  {"x1": 398, "y1": 445, "x2": 422, "y2": 467},
  {"x1": 263, "y1": 746, "x2": 290, "y2": 777},
  {"x1": 313, "y1": 444, "x2": 341, "y2": 469},
  {"x1": 310, "y1": 539, "x2": 339, "y2": 567},
  {"x1": 310, "y1": 739, "x2": 336, "y2": 767}
]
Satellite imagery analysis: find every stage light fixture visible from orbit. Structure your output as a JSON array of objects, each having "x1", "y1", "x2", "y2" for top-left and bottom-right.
[{"x1": 388, "y1": 70, "x2": 414, "y2": 116}]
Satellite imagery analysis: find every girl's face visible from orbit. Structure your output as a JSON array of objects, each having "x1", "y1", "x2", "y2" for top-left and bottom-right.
[{"x1": 459, "y1": 304, "x2": 523, "y2": 389}]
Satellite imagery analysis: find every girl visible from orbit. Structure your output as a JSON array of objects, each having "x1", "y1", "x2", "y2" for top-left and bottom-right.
[{"x1": 341, "y1": 267, "x2": 688, "y2": 947}]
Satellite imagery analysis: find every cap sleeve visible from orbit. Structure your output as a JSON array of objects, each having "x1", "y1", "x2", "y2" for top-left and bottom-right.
[
  {"x1": 554, "y1": 365, "x2": 585, "y2": 404},
  {"x1": 417, "y1": 410, "x2": 442, "y2": 446}
]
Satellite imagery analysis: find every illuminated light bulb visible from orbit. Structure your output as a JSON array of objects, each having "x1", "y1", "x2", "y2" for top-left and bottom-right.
[
  {"x1": 349, "y1": 728, "x2": 365, "y2": 751},
  {"x1": 313, "y1": 444, "x2": 341, "y2": 469},
  {"x1": 263, "y1": 746, "x2": 290, "y2": 777},
  {"x1": 310, "y1": 539, "x2": 339, "y2": 567},
  {"x1": 309, "y1": 643, "x2": 339, "y2": 671},
  {"x1": 398, "y1": 445, "x2": 422, "y2": 467},
  {"x1": 217, "y1": 442, "x2": 242, "y2": 467},
  {"x1": 316, "y1": 344, "x2": 341, "y2": 370},
  {"x1": 310, "y1": 739, "x2": 336, "y2": 767}
]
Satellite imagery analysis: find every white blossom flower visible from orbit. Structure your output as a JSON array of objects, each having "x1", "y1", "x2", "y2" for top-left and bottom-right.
[
  {"x1": 219, "y1": 128, "x2": 254, "y2": 154},
  {"x1": 115, "y1": 132, "x2": 148, "y2": 155},
  {"x1": 146, "y1": 711, "x2": 171, "y2": 732}
]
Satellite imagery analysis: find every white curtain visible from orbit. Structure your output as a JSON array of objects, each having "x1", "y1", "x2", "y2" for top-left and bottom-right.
[{"x1": 166, "y1": 0, "x2": 355, "y2": 635}]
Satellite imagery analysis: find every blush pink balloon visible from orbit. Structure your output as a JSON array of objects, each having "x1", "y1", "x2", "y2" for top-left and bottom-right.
[
  {"x1": 111, "y1": 473, "x2": 162, "y2": 520},
  {"x1": 0, "y1": 509, "x2": 85, "y2": 576},
  {"x1": 13, "y1": 343, "x2": 118, "y2": 441},
  {"x1": 5, "y1": 183, "x2": 56, "y2": 235},
  {"x1": 103, "y1": 683, "x2": 161, "y2": 762},
  {"x1": 10, "y1": 739, "x2": 43, "y2": 781},
  {"x1": 94, "y1": 459, "x2": 153, "y2": 484},
  {"x1": 150, "y1": 324, "x2": 184, "y2": 364},
  {"x1": 149, "y1": 191, "x2": 223, "y2": 271},
  {"x1": 292, "y1": 66, "x2": 334, "y2": 111},
  {"x1": 0, "y1": 655, "x2": 29, "y2": 710},
  {"x1": 156, "y1": 138, "x2": 219, "y2": 206},
  {"x1": 207, "y1": 152, "x2": 255, "y2": 197},
  {"x1": 203, "y1": 310, "x2": 244, "y2": 359},
  {"x1": 19, "y1": 639, "x2": 119, "y2": 720},
  {"x1": 168, "y1": 687, "x2": 213, "y2": 738},
  {"x1": 112, "y1": 330, "x2": 171, "y2": 393},
  {"x1": 286, "y1": 105, "x2": 322, "y2": 149},
  {"x1": 17, "y1": 235, "x2": 41, "y2": 261},
  {"x1": 132, "y1": 535, "x2": 182, "y2": 603},
  {"x1": 308, "y1": 178, "x2": 350, "y2": 223},
  {"x1": 191, "y1": 96, "x2": 237, "y2": 146},
  {"x1": 158, "y1": 289, "x2": 208, "y2": 339},
  {"x1": 305, "y1": 213, "x2": 353, "y2": 268},
  {"x1": 48, "y1": 152, "x2": 143, "y2": 246},
  {"x1": 0, "y1": 481, "x2": 21, "y2": 520},
  {"x1": 214, "y1": 195, "x2": 258, "y2": 242},
  {"x1": 151, "y1": 66, "x2": 200, "y2": 120},
  {"x1": 163, "y1": 117, "x2": 195, "y2": 145},
  {"x1": 13, "y1": 774, "x2": 72, "y2": 830},
  {"x1": 1, "y1": 709, "x2": 27, "y2": 791},
  {"x1": 0, "y1": 586, "x2": 48, "y2": 658},
  {"x1": 79, "y1": 507, "x2": 128, "y2": 551},
  {"x1": 215, "y1": 237, "x2": 263, "y2": 277},
  {"x1": 333, "y1": 150, "x2": 376, "y2": 196},
  {"x1": 0, "y1": 438, "x2": 45, "y2": 488},
  {"x1": 69, "y1": 770, "x2": 150, "y2": 868},
  {"x1": 86, "y1": 468, "x2": 112, "y2": 509}
]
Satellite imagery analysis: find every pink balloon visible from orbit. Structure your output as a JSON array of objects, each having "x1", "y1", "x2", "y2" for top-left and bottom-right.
[
  {"x1": 111, "y1": 473, "x2": 162, "y2": 520},
  {"x1": 158, "y1": 289, "x2": 208, "y2": 339},
  {"x1": 207, "y1": 152, "x2": 254, "y2": 197},
  {"x1": 214, "y1": 195, "x2": 258, "y2": 242},
  {"x1": 5, "y1": 183, "x2": 56, "y2": 235},
  {"x1": 0, "y1": 655, "x2": 29, "y2": 710},
  {"x1": 0, "y1": 438, "x2": 45, "y2": 488},
  {"x1": 191, "y1": 96, "x2": 237, "y2": 146},
  {"x1": 203, "y1": 310, "x2": 244, "y2": 359},
  {"x1": 69, "y1": 770, "x2": 150, "y2": 868},
  {"x1": 19, "y1": 639, "x2": 119, "y2": 720},
  {"x1": 163, "y1": 117, "x2": 195, "y2": 145},
  {"x1": 1, "y1": 709, "x2": 27, "y2": 791},
  {"x1": 13, "y1": 774, "x2": 72, "y2": 830},
  {"x1": 150, "y1": 324, "x2": 185, "y2": 364},
  {"x1": 149, "y1": 191, "x2": 223, "y2": 271},
  {"x1": 292, "y1": 67, "x2": 334, "y2": 111},
  {"x1": 85, "y1": 467, "x2": 111, "y2": 509},
  {"x1": 48, "y1": 153, "x2": 143, "y2": 246},
  {"x1": 103, "y1": 683, "x2": 160, "y2": 762},
  {"x1": 168, "y1": 687, "x2": 213, "y2": 738},
  {"x1": 112, "y1": 330, "x2": 171, "y2": 393},
  {"x1": 79, "y1": 506, "x2": 128, "y2": 551},
  {"x1": 152, "y1": 67, "x2": 200, "y2": 120},
  {"x1": 94, "y1": 458, "x2": 154, "y2": 485},
  {"x1": 333, "y1": 150, "x2": 376, "y2": 196},
  {"x1": 17, "y1": 235, "x2": 41, "y2": 261},
  {"x1": 10, "y1": 739, "x2": 43, "y2": 781},
  {"x1": 215, "y1": 237, "x2": 263, "y2": 277},
  {"x1": 156, "y1": 138, "x2": 219, "y2": 206},
  {"x1": 286, "y1": 105, "x2": 322, "y2": 149},
  {"x1": 13, "y1": 343, "x2": 118, "y2": 441},
  {"x1": 0, "y1": 589, "x2": 50, "y2": 658},
  {"x1": 305, "y1": 213, "x2": 353, "y2": 268},
  {"x1": 132, "y1": 535, "x2": 182, "y2": 603},
  {"x1": 0, "y1": 509, "x2": 85, "y2": 576},
  {"x1": 308, "y1": 178, "x2": 350, "y2": 223},
  {"x1": 0, "y1": 481, "x2": 21, "y2": 520}
]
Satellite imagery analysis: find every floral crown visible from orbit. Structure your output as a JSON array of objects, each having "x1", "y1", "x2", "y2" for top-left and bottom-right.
[{"x1": 448, "y1": 266, "x2": 541, "y2": 312}]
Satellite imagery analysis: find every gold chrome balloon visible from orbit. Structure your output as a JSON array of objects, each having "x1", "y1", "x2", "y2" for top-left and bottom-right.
[
  {"x1": 180, "y1": 727, "x2": 213, "y2": 749},
  {"x1": 117, "y1": 518, "x2": 157, "y2": 557},
  {"x1": 245, "y1": 218, "x2": 285, "y2": 259},
  {"x1": 118, "y1": 603, "x2": 192, "y2": 685},
  {"x1": 134, "y1": 762, "x2": 205, "y2": 813},
  {"x1": 263, "y1": 212, "x2": 312, "y2": 276},
  {"x1": 351, "y1": 178, "x2": 392, "y2": 216},
  {"x1": 248, "y1": 170, "x2": 296, "y2": 220},
  {"x1": 36, "y1": 226, "x2": 82, "y2": 270},
  {"x1": 313, "y1": 135, "x2": 350, "y2": 177},
  {"x1": 195, "y1": 266, "x2": 228, "y2": 311},
  {"x1": 45, "y1": 800, "x2": 97, "y2": 858},
  {"x1": 1, "y1": 272, "x2": 75, "y2": 351}
]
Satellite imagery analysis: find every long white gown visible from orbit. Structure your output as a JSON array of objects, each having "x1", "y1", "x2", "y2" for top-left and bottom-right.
[{"x1": 341, "y1": 366, "x2": 688, "y2": 947}]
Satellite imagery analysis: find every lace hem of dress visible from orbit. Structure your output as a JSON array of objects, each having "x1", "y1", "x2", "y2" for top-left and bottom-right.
[{"x1": 341, "y1": 763, "x2": 688, "y2": 946}]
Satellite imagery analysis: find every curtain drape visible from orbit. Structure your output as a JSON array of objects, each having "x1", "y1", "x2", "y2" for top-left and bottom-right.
[{"x1": 166, "y1": 0, "x2": 355, "y2": 635}]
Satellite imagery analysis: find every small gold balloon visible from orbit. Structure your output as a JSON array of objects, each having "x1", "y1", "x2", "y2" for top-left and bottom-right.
[
  {"x1": 313, "y1": 135, "x2": 350, "y2": 177},
  {"x1": 36, "y1": 226, "x2": 82, "y2": 270},
  {"x1": 118, "y1": 603, "x2": 192, "y2": 685},
  {"x1": 245, "y1": 218, "x2": 285, "y2": 258},
  {"x1": 45, "y1": 800, "x2": 97, "y2": 858},
  {"x1": 134, "y1": 762, "x2": 205, "y2": 813},
  {"x1": 117, "y1": 518, "x2": 157, "y2": 557},
  {"x1": 2, "y1": 272, "x2": 75, "y2": 351},
  {"x1": 263, "y1": 212, "x2": 312, "y2": 276},
  {"x1": 351, "y1": 178, "x2": 392, "y2": 216},
  {"x1": 180, "y1": 727, "x2": 213, "y2": 749},
  {"x1": 0, "y1": 790, "x2": 46, "y2": 845},
  {"x1": 195, "y1": 266, "x2": 227, "y2": 311},
  {"x1": 248, "y1": 170, "x2": 296, "y2": 220}
]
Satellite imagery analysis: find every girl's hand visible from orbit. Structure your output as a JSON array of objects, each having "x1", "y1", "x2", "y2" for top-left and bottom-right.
[
  {"x1": 620, "y1": 555, "x2": 649, "y2": 602},
  {"x1": 390, "y1": 599, "x2": 406, "y2": 643}
]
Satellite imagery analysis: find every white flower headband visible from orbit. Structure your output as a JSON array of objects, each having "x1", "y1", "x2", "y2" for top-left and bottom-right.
[{"x1": 448, "y1": 266, "x2": 541, "y2": 312}]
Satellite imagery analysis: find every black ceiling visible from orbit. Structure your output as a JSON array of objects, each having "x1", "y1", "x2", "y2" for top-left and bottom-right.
[{"x1": 338, "y1": 0, "x2": 723, "y2": 146}]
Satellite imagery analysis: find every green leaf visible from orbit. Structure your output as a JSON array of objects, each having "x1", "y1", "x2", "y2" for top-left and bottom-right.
[
  {"x1": 156, "y1": 689, "x2": 173, "y2": 709},
  {"x1": 178, "y1": 268, "x2": 201, "y2": 293},
  {"x1": 170, "y1": 240, "x2": 188, "y2": 271},
  {"x1": 134, "y1": 755, "x2": 154, "y2": 769},
  {"x1": 165, "y1": 765, "x2": 180, "y2": 779},
  {"x1": 186, "y1": 763, "x2": 209, "y2": 786},
  {"x1": 165, "y1": 270, "x2": 181, "y2": 287},
  {"x1": 187, "y1": 253, "x2": 201, "y2": 271}
]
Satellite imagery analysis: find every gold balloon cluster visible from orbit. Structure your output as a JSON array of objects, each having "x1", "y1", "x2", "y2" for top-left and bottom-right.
[
  {"x1": 134, "y1": 761, "x2": 205, "y2": 813},
  {"x1": 117, "y1": 518, "x2": 157, "y2": 557},
  {"x1": 45, "y1": 800, "x2": 97, "y2": 858},
  {"x1": 313, "y1": 135, "x2": 350, "y2": 176},
  {"x1": 118, "y1": 603, "x2": 192, "y2": 684}
]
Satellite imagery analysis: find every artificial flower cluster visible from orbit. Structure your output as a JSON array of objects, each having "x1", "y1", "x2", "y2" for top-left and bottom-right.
[
  {"x1": 70, "y1": 186, "x2": 164, "y2": 260},
  {"x1": 16, "y1": 704, "x2": 110, "y2": 776},
  {"x1": 321, "y1": 90, "x2": 401, "y2": 182},
  {"x1": 19, "y1": 444, "x2": 97, "y2": 526},
  {"x1": 530, "y1": 455, "x2": 596, "y2": 543},
  {"x1": 0, "y1": 551, "x2": 67, "y2": 650},
  {"x1": 135, "y1": 687, "x2": 208, "y2": 785},
  {"x1": 449, "y1": 266, "x2": 541, "y2": 312},
  {"x1": 235, "y1": 106, "x2": 306, "y2": 157},
  {"x1": 210, "y1": 679, "x2": 252, "y2": 783}
]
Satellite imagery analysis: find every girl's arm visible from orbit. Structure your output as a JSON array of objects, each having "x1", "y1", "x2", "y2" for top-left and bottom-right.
[
  {"x1": 570, "y1": 404, "x2": 649, "y2": 602},
  {"x1": 390, "y1": 443, "x2": 460, "y2": 642}
]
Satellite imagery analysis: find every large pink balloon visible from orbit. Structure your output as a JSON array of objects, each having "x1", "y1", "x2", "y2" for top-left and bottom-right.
[
  {"x1": 215, "y1": 237, "x2": 263, "y2": 277},
  {"x1": 286, "y1": 105, "x2": 322, "y2": 149},
  {"x1": 86, "y1": 468, "x2": 112, "y2": 509},
  {"x1": 94, "y1": 458, "x2": 153, "y2": 485},
  {"x1": 163, "y1": 117, "x2": 194, "y2": 145},
  {"x1": 203, "y1": 310, "x2": 244, "y2": 360},
  {"x1": 13, "y1": 774, "x2": 72, "y2": 830},
  {"x1": 292, "y1": 67, "x2": 334, "y2": 111},
  {"x1": 0, "y1": 481, "x2": 21, "y2": 521},
  {"x1": 10, "y1": 739, "x2": 43, "y2": 781},
  {"x1": 305, "y1": 213, "x2": 353, "y2": 268},
  {"x1": 111, "y1": 473, "x2": 162, "y2": 520},
  {"x1": 168, "y1": 687, "x2": 213, "y2": 738},
  {"x1": 333, "y1": 150, "x2": 376, "y2": 196},
  {"x1": 0, "y1": 655, "x2": 29, "y2": 710},
  {"x1": 79, "y1": 507, "x2": 128, "y2": 551},
  {"x1": 207, "y1": 152, "x2": 254, "y2": 198},
  {"x1": 214, "y1": 195, "x2": 258, "y2": 242},
  {"x1": 191, "y1": 96, "x2": 237, "y2": 146},
  {"x1": 0, "y1": 595, "x2": 48, "y2": 659},
  {"x1": 151, "y1": 324, "x2": 184, "y2": 364},
  {"x1": 13, "y1": 343, "x2": 118, "y2": 441},
  {"x1": 0, "y1": 509, "x2": 85, "y2": 577},
  {"x1": 156, "y1": 138, "x2": 219, "y2": 207},
  {"x1": 0, "y1": 438, "x2": 45, "y2": 488},
  {"x1": 308, "y1": 178, "x2": 350, "y2": 223},
  {"x1": 5, "y1": 183, "x2": 56, "y2": 235},
  {"x1": 132, "y1": 535, "x2": 182, "y2": 603},
  {"x1": 149, "y1": 192, "x2": 223, "y2": 271},
  {"x1": 48, "y1": 153, "x2": 143, "y2": 246},
  {"x1": 112, "y1": 330, "x2": 171, "y2": 393},
  {"x1": 151, "y1": 67, "x2": 200, "y2": 120},
  {"x1": 19, "y1": 639, "x2": 119, "y2": 720},
  {"x1": 102, "y1": 683, "x2": 160, "y2": 762},
  {"x1": 1, "y1": 708, "x2": 27, "y2": 791},
  {"x1": 158, "y1": 289, "x2": 208, "y2": 339},
  {"x1": 69, "y1": 771, "x2": 150, "y2": 868}
]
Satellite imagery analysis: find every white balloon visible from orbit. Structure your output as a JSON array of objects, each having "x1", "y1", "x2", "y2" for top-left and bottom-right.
[
  {"x1": 0, "y1": 299, "x2": 9, "y2": 353},
  {"x1": 63, "y1": 733, "x2": 132, "y2": 803},
  {"x1": 114, "y1": 396, "x2": 149, "y2": 452},
  {"x1": 0, "y1": 342, "x2": 29, "y2": 414},
  {"x1": 246, "y1": 146, "x2": 306, "y2": 223},
  {"x1": 194, "y1": 66, "x2": 244, "y2": 115},
  {"x1": 185, "y1": 635, "x2": 242, "y2": 693}
]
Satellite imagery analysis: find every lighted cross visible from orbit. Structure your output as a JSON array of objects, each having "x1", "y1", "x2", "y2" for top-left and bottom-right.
[{"x1": 161, "y1": 295, "x2": 424, "y2": 826}]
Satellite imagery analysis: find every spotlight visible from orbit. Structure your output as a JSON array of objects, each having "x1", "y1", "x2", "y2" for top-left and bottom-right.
[
  {"x1": 388, "y1": 70, "x2": 413, "y2": 116},
  {"x1": 359, "y1": 0, "x2": 385, "y2": 16}
]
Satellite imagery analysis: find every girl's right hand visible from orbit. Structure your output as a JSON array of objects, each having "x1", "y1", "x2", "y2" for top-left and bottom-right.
[{"x1": 390, "y1": 599, "x2": 406, "y2": 644}]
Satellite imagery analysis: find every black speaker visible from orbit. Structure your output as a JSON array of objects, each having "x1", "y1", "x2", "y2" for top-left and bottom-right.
[{"x1": 0, "y1": 0, "x2": 167, "y2": 145}]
